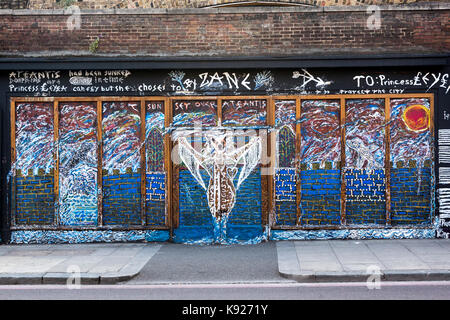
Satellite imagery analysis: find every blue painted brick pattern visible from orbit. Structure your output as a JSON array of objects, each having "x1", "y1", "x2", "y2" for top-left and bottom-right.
[
  {"x1": 178, "y1": 169, "x2": 262, "y2": 226},
  {"x1": 229, "y1": 169, "x2": 262, "y2": 226},
  {"x1": 102, "y1": 172, "x2": 141, "y2": 225},
  {"x1": 300, "y1": 169, "x2": 341, "y2": 226},
  {"x1": 390, "y1": 167, "x2": 431, "y2": 226},
  {"x1": 146, "y1": 172, "x2": 165, "y2": 201},
  {"x1": 145, "y1": 172, "x2": 166, "y2": 226},
  {"x1": 276, "y1": 201, "x2": 297, "y2": 225},
  {"x1": 345, "y1": 169, "x2": 386, "y2": 202},
  {"x1": 345, "y1": 169, "x2": 386, "y2": 225},
  {"x1": 275, "y1": 168, "x2": 297, "y2": 225},
  {"x1": 15, "y1": 173, "x2": 55, "y2": 225},
  {"x1": 179, "y1": 170, "x2": 211, "y2": 226},
  {"x1": 275, "y1": 168, "x2": 296, "y2": 201}
]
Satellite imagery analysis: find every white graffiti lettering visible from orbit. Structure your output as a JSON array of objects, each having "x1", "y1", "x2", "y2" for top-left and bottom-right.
[{"x1": 354, "y1": 72, "x2": 450, "y2": 94}]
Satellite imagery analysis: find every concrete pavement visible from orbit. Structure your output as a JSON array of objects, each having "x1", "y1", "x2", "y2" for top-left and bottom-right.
[
  {"x1": 0, "y1": 239, "x2": 449, "y2": 285},
  {"x1": 277, "y1": 239, "x2": 450, "y2": 282},
  {"x1": 0, "y1": 243, "x2": 161, "y2": 284}
]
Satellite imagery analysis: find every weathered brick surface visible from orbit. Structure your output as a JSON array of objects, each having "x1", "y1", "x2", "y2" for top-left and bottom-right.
[
  {"x1": 275, "y1": 201, "x2": 297, "y2": 225},
  {"x1": 102, "y1": 169, "x2": 141, "y2": 225},
  {"x1": 345, "y1": 201, "x2": 386, "y2": 225},
  {"x1": 345, "y1": 168, "x2": 386, "y2": 225},
  {"x1": 345, "y1": 169, "x2": 386, "y2": 202},
  {"x1": 25, "y1": 0, "x2": 438, "y2": 10},
  {"x1": 178, "y1": 169, "x2": 211, "y2": 226},
  {"x1": 275, "y1": 168, "x2": 297, "y2": 225},
  {"x1": 15, "y1": 169, "x2": 55, "y2": 225},
  {"x1": 300, "y1": 167, "x2": 341, "y2": 226},
  {"x1": 0, "y1": 8, "x2": 448, "y2": 56},
  {"x1": 178, "y1": 169, "x2": 262, "y2": 227},
  {"x1": 145, "y1": 172, "x2": 166, "y2": 226},
  {"x1": 229, "y1": 169, "x2": 262, "y2": 226},
  {"x1": 390, "y1": 162, "x2": 432, "y2": 226}
]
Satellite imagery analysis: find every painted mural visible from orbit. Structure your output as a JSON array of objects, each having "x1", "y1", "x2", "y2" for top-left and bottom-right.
[
  {"x1": 175, "y1": 129, "x2": 262, "y2": 243},
  {"x1": 389, "y1": 98, "x2": 432, "y2": 226},
  {"x1": 300, "y1": 99, "x2": 340, "y2": 167},
  {"x1": 102, "y1": 101, "x2": 141, "y2": 226},
  {"x1": 345, "y1": 99, "x2": 385, "y2": 169},
  {"x1": 274, "y1": 100, "x2": 297, "y2": 226},
  {"x1": 172, "y1": 100, "x2": 217, "y2": 127},
  {"x1": 102, "y1": 101, "x2": 141, "y2": 174},
  {"x1": 8, "y1": 67, "x2": 442, "y2": 243},
  {"x1": 390, "y1": 98, "x2": 431, "y2": 169},
  {"x1": 275, "y1": 100, "x2": 296, "y2": 168},
  {"x1": 299, "y1": 100, "x2": 341, "y2": 226},
  {"x1": 344, "y1": 99, "x2": 386, "y2": 225},
  {"x1": 222, "y1": 99, "x2": 267, "y2": 127},
  {"x1": 14, "y1": 102, "x2": 55, "y2": 225},
  {"x1": 145, "y1": 100, "x2": 166, "y2": 226},
  {"x1": 15, "y1": 102, "x2": 54, "y2": 174},
  {"x1": 58, "y1": 102, "x2": 98, "y2": 226}
]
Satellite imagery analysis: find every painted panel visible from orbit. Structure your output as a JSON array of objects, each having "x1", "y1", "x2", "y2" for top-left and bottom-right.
[
  {"x1": 390, "y1": 98, "x2": 431, "y2": 168},
  {"x1": 345, "y1": 99, "x2": 386, "y2": 225},
  {"x1": 222, "y1": 99, "x2": 267, "y2": 126},
  {"x1": 174, "y1": 130, "x2": 263, "y2": 243},
  {"x1": 172, "y1": 100, "x2": 217, "y2": 127},
  {"x1": 390, "y1": 98, "x2": 432, "y2": 226},
  {"x1": 145, "y1": 100, "x2": 165, "y2": 172},
  {"x1": 274, "y1": 100, "x2": 297, "y2": 225},
  {"x1": 58, "y1": 102, "x2": 98, "y2": 226},
  {"x1": 145, "y1": 100, "x2": 166, "y2": 226},
  {"x1": 102, "y1": 101, "x2": 141, "y2": 173},
  {"x1": 15, "y1": 102, "x2": 55, "y2": 225},
  {"x1": 345, "y1": 99, "x2": 385, "y2": 169},
  {"x1": 15, "y1": 102, "x2": 54, "y2": 173},
  {"x1": 102, "y1": 101, "x2": 141, "y2": 226},
  {"x1": 300, "y1": 99, "x2": 340, "y2": 166},
  {"x1": 275, "y1": 100, "x2": 296, "y2": 168},
  {"x1": 299, "y1": 100, "x2": 341, "y2": 226},
  {"x1": 275, "y1": 100, "x2": 296, "y2": 128}
]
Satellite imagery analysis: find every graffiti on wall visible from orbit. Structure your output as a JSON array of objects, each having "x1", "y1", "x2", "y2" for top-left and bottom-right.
[
  {"x1": 390, "y1": 98, "x2": 431, "y2": 169},
  {"x1": 352, "y1": 72, "x2": 450, "y2": 95},
  {"x1": 172, "y1": 100, "x2": 217, "y2": 127},
  {"x1": 390, "y1": 98, "x2": 432, "y2": 226},
  {"x1": 14, "y1": 102, "x2": 55, "y2": 225},
  {"x1": 274, "y1": 100, "x2": 297, "y2": 226},
  {"x1": 15, "y1": 102, "x2": 54, "y2": 174},
  {"x1": 145, "y1": 101, "x2": 167, "y2": 226},
  {"x1": 58, "y1": 102, "x2": 98, "y2": 225},
  {"x1": 300, "y1": 99, "x2": 340, "y2": 168},
  {"x1": 176, "y1": 130, "x2": 261, "y2": 242},
  {"x1": 102, "y1": 101, "x2": 142, "y2": 225},
  {"x1": 222, "y1": 99, "x2": 267, "y2": 127},
  {"x1": 8, "y1": 64, "x2": 446, "y2": 243}
]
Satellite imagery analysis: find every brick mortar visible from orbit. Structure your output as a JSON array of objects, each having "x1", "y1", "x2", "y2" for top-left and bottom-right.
[{"x1": 0, "y1": 6, "x2": 448, "y2": 57}]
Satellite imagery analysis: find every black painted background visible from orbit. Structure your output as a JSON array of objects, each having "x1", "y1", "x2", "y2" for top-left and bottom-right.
[{"x1": 1, "y1": 65, "x2": 449, "y2": 241}]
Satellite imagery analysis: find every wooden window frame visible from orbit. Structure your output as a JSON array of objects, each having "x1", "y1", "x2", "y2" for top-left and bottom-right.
[
  {"x1": 10, "y1": 96, "x2": 170, "y2": 231},
  {"x1": 10, "y1": 93, "x2": 434, "y2": 232},
  {"x1": 271, "y1": 93, "x2": 435, "y2": 230}
]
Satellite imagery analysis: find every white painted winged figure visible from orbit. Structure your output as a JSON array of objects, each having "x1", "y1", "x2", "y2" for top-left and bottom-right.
[{"x1": 176, "y1": 130, "x2": 262, "y2": 223}]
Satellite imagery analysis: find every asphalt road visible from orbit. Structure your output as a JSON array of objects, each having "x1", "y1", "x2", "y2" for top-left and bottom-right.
[{"x1": 0, "y1": 281, "x2": 449, "y2": 300}]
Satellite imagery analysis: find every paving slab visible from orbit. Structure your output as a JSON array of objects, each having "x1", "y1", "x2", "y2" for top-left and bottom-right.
[
  {"x1": 0, "y1": 243, "x2": 162, "y2": 285},
  {"x1": 277, "y1": 239, "x2": 450, "y2": 282}
]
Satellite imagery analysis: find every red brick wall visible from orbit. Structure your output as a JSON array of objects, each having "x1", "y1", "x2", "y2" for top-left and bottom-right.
[{"x1": 0, "y1": 7, "x2": 448, "y2": 56}]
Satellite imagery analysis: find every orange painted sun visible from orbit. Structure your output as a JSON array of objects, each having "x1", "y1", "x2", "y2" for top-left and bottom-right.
[{"x1": 402, "y1": 104, "x2": 430, "y2": 133}]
